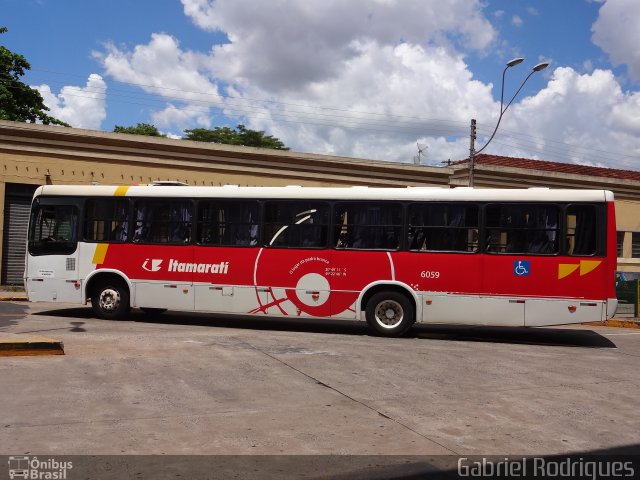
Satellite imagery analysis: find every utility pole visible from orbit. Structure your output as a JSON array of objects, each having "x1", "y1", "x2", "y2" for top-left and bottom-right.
[{"x1": 469, "y1": 119, "x2": 476, "y2": 188}]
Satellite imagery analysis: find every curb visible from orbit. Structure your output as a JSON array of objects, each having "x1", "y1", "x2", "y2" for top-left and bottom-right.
[
  {"x1": 585, "y1": 319, "x2": 640, "y2": 329},
  {"x1": 0, "y1": 296, "x2": 28, "y2": 302},
  {"x1": 0, "y1": 334, "x2": 64, "y2": 356}
]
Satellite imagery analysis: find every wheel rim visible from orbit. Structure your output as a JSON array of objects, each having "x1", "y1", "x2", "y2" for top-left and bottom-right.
[
  {"x1": 98, "y1": 288, "x2": 120, "y2": 312},
  {"x1": 373, "y1": 299, "x2": 404, "y2": 329}
]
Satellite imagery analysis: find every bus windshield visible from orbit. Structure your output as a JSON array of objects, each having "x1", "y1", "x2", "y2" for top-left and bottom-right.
[{"x1": 28, "y1": 203, "x2": 79, "y2": 256}]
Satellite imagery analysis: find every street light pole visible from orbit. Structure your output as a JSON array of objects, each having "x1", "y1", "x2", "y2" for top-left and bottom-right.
[{"x1": 469, "y1": 59, "x2": 549, "y2": 187}]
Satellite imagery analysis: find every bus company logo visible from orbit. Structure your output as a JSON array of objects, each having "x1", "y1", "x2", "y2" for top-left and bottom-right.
[
  {"x1": 8, "y1": 456, "x2": 73, "y2": 479},
  {"x1": 141, "y1": 258, "x2": 229, "y2": 274},
  {"x1": 142, "y1": 258, "x2": 163, "y2": 272},
  {"x1": 169, "y1": 259, "x2": 229, "y2": 274}
]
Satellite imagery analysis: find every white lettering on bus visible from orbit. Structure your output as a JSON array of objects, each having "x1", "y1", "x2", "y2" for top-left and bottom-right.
[{"x1": 168, "y1": 259, "x2": 229, "y2": 274}]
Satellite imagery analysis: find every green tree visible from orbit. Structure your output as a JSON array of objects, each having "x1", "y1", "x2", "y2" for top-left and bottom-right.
[
  {"x1": 113, "y1": 123, "x2": 166, "y2": 137},
  {"x1": 184, "y1": 124, "x2": 289, "y2": 150},
  {"x1": 0, "y1": 27, "x2": 69, "y2": 126}
]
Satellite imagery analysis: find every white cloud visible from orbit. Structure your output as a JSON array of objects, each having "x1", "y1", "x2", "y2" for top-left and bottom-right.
[
  {"x1": 94, "y1": 34, "x2": 221, "y2": 103},
  {"x1": 36, "y1": 74, "x2": 107, "y2": 129},
  {"x1": 479, "y1": 67, "x2": 640, "y2": 169},
  {"x1": 592, "y1": 0, "x2": 640, "y2": 81},
  {"x1": 91, "y1": 0, "x2": 640, "y2": 170},
  {"x1": 182, "y1": 0, "x2": 496, "y2": 91},
  {"x1": 511, "y1": 15, "x2": 523, "y2": 27}
]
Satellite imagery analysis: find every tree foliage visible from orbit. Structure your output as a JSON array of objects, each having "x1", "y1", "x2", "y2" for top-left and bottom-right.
[
  {"x1": 183, "y1": 124, "x2": 289, "y2": 150},
  {"x1": 0, "y1": 27, "x2": 69, "y2": 126},
  {"x1": 113, "y1": 123, "x2": 166, "y2": 137}
]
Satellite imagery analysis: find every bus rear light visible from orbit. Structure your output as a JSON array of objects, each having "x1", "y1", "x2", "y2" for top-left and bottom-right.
[{"x1": 568, "y1": 305, "x2": 577, "y2": 313}]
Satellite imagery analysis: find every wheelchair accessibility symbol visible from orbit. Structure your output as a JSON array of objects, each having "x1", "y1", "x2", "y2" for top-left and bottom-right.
[{"x1": 514, "y1": 260, "x2": 530, "y2": 276}]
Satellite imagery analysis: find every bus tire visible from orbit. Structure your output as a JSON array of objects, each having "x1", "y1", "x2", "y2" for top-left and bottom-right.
[
  {"x1": 365, "y1": 291, "x2": 415, "y2": 337},
  {"x1": 140, "y1": 307, "x2": 167, "y2": 315},
  {"x1": 91, "y1": 280, "x2": 130, "y2": 320}
]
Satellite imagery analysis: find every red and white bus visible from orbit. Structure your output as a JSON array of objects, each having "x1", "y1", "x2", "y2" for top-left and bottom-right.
[{"x1": 24, "y1": 185, "x2": 617, "y2": 336}]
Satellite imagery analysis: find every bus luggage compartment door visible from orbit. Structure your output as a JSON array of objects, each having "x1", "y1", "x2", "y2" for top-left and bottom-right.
[
  {"x1": 135, "y1": 281, "x2": 194, "y2": 311},
  {"x1": 524, "y1": 298, "x2": 603, "y2": 326}
]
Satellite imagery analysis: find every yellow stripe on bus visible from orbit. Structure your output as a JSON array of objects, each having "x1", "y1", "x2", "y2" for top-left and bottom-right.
[
  {"x1": 92, "y1": 244, "x2": 109, "y2": 265},
  {"x1": 114, "y1": 186, "x2": 130, "y2": 197}
]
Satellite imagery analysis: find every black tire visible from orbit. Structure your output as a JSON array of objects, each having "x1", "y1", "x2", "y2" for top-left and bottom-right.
[
  {"x1": 365, "y1": 291, "x2": 415, "y2": 337},
  {"x1": 91, "y1": 280, "x2": 130, "y2": 320},
  {"x1": 140, "y1": 307, "x2": 167, "y2": 315}
]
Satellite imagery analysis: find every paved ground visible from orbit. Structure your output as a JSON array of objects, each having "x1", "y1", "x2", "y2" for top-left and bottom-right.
[{"x1": 1, "y1": 301, "x2": 639, "y2": 459}]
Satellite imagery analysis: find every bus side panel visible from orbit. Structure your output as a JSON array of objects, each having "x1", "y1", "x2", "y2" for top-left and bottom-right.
[
  {"x1": 421, "y1": 294, "x2": 525, "y2": 326},
  {"x1": 96, "y1": 244, "x2": 195, "y2": 310},
  {"x1": 193, "y1": 246, "x2": 262, "y2": 314},
  {"x1": 253, "y1": 248, "x2": 333, "y2": 318},
  {"x1": 524, "y1": 299, "x2": 603, "y2": 326},
  {"x1": 25, "y1": 252, "x2": 82, "y2": 303},
  {"x1": 330, "y1": 250, "x2": 398, "y2": 318}
]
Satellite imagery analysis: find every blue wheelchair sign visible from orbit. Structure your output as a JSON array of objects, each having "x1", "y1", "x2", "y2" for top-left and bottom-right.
[{"x1": 514, "y1": 260, "x2": 530, "y2": 276}]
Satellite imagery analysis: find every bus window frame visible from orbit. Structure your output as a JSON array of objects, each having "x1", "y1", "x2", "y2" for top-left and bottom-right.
[
  {"x1": 27, "y1": 196, "x2": 82, "y2": 256},
  {"x1": 565, "y1": 202, "x2": 606, "y2": 257},
  {"x1": 82, "y1": 196, "x2": 132, "y2": 244},
  {"x1": 407, "y1": 201, "x2": 480, "y2": 254},
  {"x1": 332, "y1": 200, "x2": 405, "y2": 252},
  {"x1": 482, "y1": 202, "x2": 562, "y2": 256},
  {"x1": 131, "y1": 198, "x2": 195, "y2": 246},
  {"x1": 195, "y1": 198, "x2": 261, "y2": 248},
  {"x1": 262, "y1": 199, "x2": 331, "y2": 250}
]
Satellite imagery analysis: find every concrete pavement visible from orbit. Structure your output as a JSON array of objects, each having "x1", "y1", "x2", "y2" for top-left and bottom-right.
[
  {"x1": 0, "y1": 290, "x2": 63, "y2": 355},
  {"x1": 2, "y1": 301, "x2": 640, "y2": 457}
]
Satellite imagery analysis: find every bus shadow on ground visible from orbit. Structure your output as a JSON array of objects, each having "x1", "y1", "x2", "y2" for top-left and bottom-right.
[
  {"x1": 35, "y1": 307, "x2": 616, "y2": 348},
  {"x1": 410, "y1": 323, "x2": 617, "y2": 348}
]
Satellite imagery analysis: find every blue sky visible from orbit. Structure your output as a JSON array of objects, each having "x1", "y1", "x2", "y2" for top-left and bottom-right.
[{"x1": 3, "y1": 0, "x2": 640, "y2": 170}]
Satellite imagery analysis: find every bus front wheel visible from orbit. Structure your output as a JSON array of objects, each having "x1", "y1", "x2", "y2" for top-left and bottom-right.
[
  {"x1": 91, "y1": 280, "x2": 130, "y2": 320},
  {"x1": 365, "y1": 291, "x2": 415, "y2": 337}
]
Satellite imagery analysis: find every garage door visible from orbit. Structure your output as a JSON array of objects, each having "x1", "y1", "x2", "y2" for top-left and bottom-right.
[{"x1": 2, "y1": 185, "x2": 37, "y2": 285}]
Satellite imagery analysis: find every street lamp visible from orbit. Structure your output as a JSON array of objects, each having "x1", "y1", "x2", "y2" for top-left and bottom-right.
[{"x1": 468, "y1": 59, "x2": 549, "y2": 187}]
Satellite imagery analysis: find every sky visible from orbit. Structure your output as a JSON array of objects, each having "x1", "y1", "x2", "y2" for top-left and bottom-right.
[{"x1": 3, "y1": 0, "x2": 640, "y2": 171}]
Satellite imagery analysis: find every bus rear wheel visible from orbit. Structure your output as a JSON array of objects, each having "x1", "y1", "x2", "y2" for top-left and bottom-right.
[
  {"x1": 91, "y1": 280, "x2": 130, "y2": 320},
  {"x1": 365, "y1": 291, "x2": 415, "y2": 337}
]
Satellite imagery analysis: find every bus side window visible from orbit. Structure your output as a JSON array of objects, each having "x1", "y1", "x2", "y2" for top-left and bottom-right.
[
  {"x1": 567, "y1": 204, "x2": 597, "y2": 256},
  {"x1": 133, "y1": 200, "x2": 192, "y2": 244},
  {"x1": 408, "y1": 203, "x2": 479, "y2": 252},
  {"x1": 334, "y1": 202, "x2": 402, "y2": 250},
  {"x1": 197, "y1": 201, "x2": 259, "y2": 247},
  {"x1": 485, "y1": 204, "x2": 559, "y2": 255},
  {"x1": 264, "y1": 201, "x2": 329, "y2": 248},
  {"x1": 84, "y1": 199, "x2": 129, "y2": 242}
]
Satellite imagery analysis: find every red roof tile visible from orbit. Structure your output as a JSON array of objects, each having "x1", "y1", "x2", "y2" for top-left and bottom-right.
[{"x1": 454, "y1": 154, "x2": 640, "y2": 181}]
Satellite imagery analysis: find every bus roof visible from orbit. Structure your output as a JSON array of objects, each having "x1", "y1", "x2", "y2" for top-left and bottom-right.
[{"x1": 33, "y1": 185, "x2": 614, "y2": 203}]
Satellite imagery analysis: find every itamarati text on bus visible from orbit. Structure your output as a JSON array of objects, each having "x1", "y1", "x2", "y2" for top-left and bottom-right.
[{"x1": 24, "y1": 185, "x2": 618, "y2": 337}]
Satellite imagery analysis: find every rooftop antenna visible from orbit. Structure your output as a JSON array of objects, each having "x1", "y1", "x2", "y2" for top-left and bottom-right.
[{"x1": 415, "y1": 142, "x2": 428, "y2": 165}]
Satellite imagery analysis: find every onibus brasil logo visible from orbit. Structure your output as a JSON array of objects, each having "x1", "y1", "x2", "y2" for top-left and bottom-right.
[
  {"x1": 8, "y1": 456, "x2": 73, "y2": 479},
  {"x1": 142, "y1": 258, "x2": 229, "y2": 274}
]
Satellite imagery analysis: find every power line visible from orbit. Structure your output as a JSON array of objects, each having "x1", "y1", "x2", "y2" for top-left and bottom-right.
[{"x1": 7, "y1": 69, "x2": 640, "y2": 166}]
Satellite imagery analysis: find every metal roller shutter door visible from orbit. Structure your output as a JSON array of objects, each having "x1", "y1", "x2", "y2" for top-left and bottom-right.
[{"x1": 2, "y1": 197, "x2": 31, "y2": 285}]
